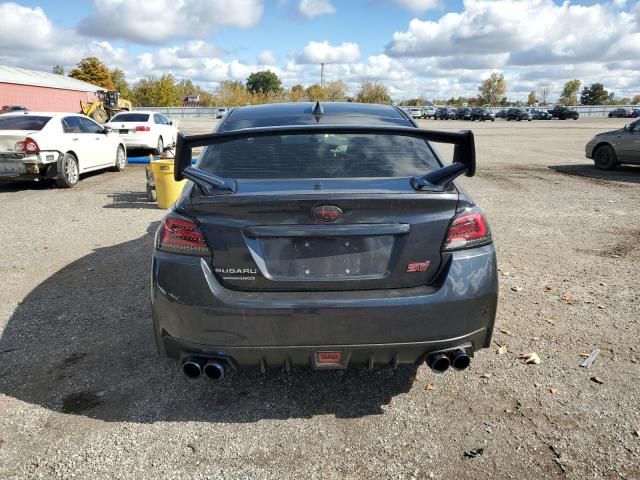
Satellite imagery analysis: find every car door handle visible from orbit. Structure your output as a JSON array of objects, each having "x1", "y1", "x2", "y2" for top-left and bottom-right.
[{"x1": 72, "y1": 138, "x2": 78, "y2": 141}]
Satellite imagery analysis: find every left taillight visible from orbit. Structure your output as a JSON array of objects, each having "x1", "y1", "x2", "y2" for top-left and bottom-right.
[
  {"x1": 156, "y1": 215, "x2": 210, "y2": 256},
  {"x1": 14, "y1": 137, "x2": 40, "y2": 153},
  {"x1": 442, "y1": 208, "x2": 492, "y2": 252}
]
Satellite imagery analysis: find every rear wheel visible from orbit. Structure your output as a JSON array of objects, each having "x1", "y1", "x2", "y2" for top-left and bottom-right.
[
  {"x1": 594, "y1": 145, "x2": 617, "y2": 170},
  {"x1": 154, "y1": 137, "x2": 164, "y2": 155},
  {"x1": 55, "y1": 153, "x2": 79, "y2": 188},
  {"x1": 91, "y1": 108, "x2": 108, "y2": 124},
  {"x1": 111, "y1": 145, "x2": 127, "y2": 172}
]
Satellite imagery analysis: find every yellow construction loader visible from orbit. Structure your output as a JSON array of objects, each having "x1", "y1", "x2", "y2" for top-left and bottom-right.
[{"x1": 80, "y1": 90, "x2": 133, "y2": 124}]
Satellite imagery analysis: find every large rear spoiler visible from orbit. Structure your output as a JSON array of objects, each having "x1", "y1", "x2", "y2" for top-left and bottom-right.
[{"x1": 174, "y1": 125, "x2": 475, "y2": 194}]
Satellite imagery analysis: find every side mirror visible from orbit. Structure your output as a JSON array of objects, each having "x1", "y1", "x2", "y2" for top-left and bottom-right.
[
  {"x1": 169, "y1": 121, "x2": 173, "y2": 126},
  {"x1": 103, "y1": 126, "x2": 112, "y2": 134}
]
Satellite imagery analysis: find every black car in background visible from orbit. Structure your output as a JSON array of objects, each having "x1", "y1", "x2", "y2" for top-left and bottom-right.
[
  {"x1": 455, "y1": 107, "x2": 472, "y2": 120},
  {"x1": 471, "y1": 108, "x2": 495, "y2": 121},
  {"x1": 495, "y1": 109, "x2": 507, "y2": 119},
  {"x1": 530, "y1": 109, "x2": 552, "y2": 120},
  {"x1": 549, "y1": 105, "x2": 579, "y2": 120},
  {"x1": 506, "y1": 108, "x2": 532, "y2": 121},
  {"x1": 434, "y1": 107, "x2": 456, "y2": 120},
  {"x1": 608, "y1": 108, "x2": 631, "y2": 118}
]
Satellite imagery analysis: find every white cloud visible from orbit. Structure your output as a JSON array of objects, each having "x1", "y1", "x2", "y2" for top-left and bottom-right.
[
  {"x1": 298, "y1": 0, "x2": 335, "y2": 18},
  {"x1": 78, "y1": 0, "x2": 264, "y2": 44},
  {"x1": 257, "y1": 50, "x2": 278, "y2": 66},
  {"x1": 297, "y1": 41, "x2": 361, "y2": 64},
  {"x1": 390, "y1": 0, "x2": 440, "y2": 13}
]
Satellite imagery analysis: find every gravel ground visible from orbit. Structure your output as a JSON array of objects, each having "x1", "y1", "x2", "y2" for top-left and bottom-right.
[{"x1": 0, "y1": 117, "x2": 639, "y2": 479}]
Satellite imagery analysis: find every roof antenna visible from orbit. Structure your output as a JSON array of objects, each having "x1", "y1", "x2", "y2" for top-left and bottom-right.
[{"x1": 312, "y1": 100, "x2": 324, "y2": 122}]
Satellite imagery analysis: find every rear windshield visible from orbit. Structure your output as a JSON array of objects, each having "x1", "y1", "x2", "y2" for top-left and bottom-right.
[
  {"x1": 110, "y1": 113, "x2": 149, "y2": 122},
  {"x1": 0, "y1": 116, "x2": 51, "y2": 130},
  {"x1": 199, "y1": 133, "x2": 440, "y2": 179}
]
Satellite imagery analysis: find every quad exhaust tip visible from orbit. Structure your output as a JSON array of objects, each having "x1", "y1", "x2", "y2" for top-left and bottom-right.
[
  {"x1": 426, "y1": 348, "x2": 472, "y2": 373},
  {"x1": 427, "y1": 353, "x2": 451, "y2": 373},
  {"x1": 450, "y1": 350, "x2": 471, "y2": 371}
]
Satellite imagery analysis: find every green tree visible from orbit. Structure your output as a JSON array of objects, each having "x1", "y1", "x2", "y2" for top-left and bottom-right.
[
  {"x1": 559, "y1": 79, "x2": 581, "y2": 105},
  {"x1": 324, "y1": 80, "x2": 346, "y2": 101},
  {"x1": 527, "y1": 91, "x2": 537, "y2": 106},
  {"x1": 69, "y1": 57, "x2": 114, "y2": 90},
  {"x1": 131, "y1": 74, "x2": 180, "y2": 107},
  {"x1": 306, "y1": 84, "x2": 327, "y2": 101},
  {"x1": 356, "y1": 80, "x2": 391, "y2": 104},
  {"x1": 110, "y1": 68, "x2": 131, "y2": 99},
  {"x1": 246, "y1": 70, "x2": 282, "y2": 95},
  {"x1": 52, "y1": 65, "x2": 64, "y2": 75},
  {"x1": 580, "y1": 83, "x2": 608, "y2": 105},
  {"x1": 478, "y1": 73, "x2": 506, "y2": 106}
]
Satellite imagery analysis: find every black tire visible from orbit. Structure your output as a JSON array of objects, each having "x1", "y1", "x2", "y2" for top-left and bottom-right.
[
  {"x1": 111, "y1": 145, "x2": 127, "y2": 172},
  {"x1": 154, "y1": 137, "x2": 164, "y2": 155},
  {"x1": 594, "y1": 145, "x2": 617, "y2": 170},
  {"x1": 91, "y1": 108, "x2": 108, "y2": 124},
  {"x1": 55, "y1": 153, "x2": 79, "y2": 188}
]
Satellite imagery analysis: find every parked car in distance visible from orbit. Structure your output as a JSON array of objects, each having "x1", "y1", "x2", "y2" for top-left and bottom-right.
[
  {"x1": 105, "y1": 111, "x2": 177, "y2": 154},
  {"x1": 0, "y1": 105, "x2": 28, "y2": 114},
  {"x1": 585, "y1": 119, "x2": 640, "y2": 170},
  {"x1": 0, "y1": 112, "x2": 126, "y2": 187},
  {"x1": 632, "y1": 109, "x2": 640, "y2": 118},
  {"x1": 506, "y1": 108, "x2": 532, "y2": 121},
  {"x1": 421, "y1": 105, "x2": 437, "y2": 118},
  {"x1": 608, "y1": 108, "x2": 631, "y2": 118},
  {"x1": 434, "y1": 107, "x2": 456, "y2": 120},
  {"x1": 215, "y1": 108, "x2": 228, "y2": 119},
  {"x1": 471, "y1": 107, "x2": 495, "y2": 122},
  {"x1": 455, "y1": 107, "x2": 473, "y2": 120},
  {"x1": 530, "y1": 109, "x2": 552, "y2": 120},
  {"x1": 549, "y1": 105, "x2": 579, "y2": 120},
  {"x1": 495, "y1": 109, "x2": 507, "y2": 119},
  {"x1": 152, "y1": 102, "x2": 497, "y2": 379},
  {"x1": 405, "y1": 107, "x2": 423, "y2": 119}
]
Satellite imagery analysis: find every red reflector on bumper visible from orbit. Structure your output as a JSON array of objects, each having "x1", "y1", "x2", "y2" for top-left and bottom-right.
[{"x1": 317, "y1": 351, "x2": 342, "y2": 363}]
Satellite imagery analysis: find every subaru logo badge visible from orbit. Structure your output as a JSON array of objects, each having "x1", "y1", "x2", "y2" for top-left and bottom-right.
[{"x1": 312, "y1": 205, "x2": 343, "y2": 222}]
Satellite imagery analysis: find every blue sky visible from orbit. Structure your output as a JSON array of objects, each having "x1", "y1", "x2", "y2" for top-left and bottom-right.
[{"x1": 1, "y1": 0, "x2": 639, "y2": 100}]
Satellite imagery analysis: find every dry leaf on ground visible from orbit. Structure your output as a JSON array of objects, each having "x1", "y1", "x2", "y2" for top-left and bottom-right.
[{"x1": 518, "y1": 352, "x2": 541, "y2": 364}]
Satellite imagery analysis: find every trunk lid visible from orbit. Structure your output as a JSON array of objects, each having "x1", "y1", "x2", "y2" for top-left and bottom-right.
[
  {"x1": 0, "y1": 130, "x2": 35, "y2": 152},
  {"x1": 189, "y1": 179, "x2": 457, "y2": 292}
]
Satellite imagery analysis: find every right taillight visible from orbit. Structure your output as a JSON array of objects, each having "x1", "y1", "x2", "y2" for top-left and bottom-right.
[
  {"x1": 135, "y1": 126, "x2": 151, "y2": 132},
  {"x1": 156, "y1": 215, "x2": 210, "y2": 256},
  {"x1": 442, "y1": 209, "x2": 492, "y2": 251}
]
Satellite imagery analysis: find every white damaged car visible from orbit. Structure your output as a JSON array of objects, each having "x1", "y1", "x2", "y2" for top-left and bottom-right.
[{"x1": 0, "y1": 112, "x2": 127, "y2": 188}]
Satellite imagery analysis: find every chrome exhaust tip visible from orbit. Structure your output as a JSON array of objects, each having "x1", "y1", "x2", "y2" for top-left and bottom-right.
[
  {"x1": 450, "y1": 350, "x2": 471, "y2": 371},
  {"x1": 427, "y1": 353, "x2": 450, "y2": 373},
  {"x1": 203, "y1": 360, "x2": 225, "y2": 381},
  {"x1": 181, "y1": 357, "x2": 203, "y2": 379}
]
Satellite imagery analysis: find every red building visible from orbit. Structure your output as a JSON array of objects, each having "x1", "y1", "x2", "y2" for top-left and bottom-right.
[{"x1": 0, "y1": 65, "x2": 101, "y2": 112}]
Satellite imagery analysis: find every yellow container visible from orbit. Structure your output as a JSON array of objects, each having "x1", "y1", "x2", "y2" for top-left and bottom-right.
[{"x1": 150, "y1": 160, "x2": 186, "y2": 209}]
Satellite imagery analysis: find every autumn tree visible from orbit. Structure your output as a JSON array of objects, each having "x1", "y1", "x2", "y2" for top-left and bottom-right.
[
  {"x1": 246, "y1": 70, "x2": 282, "y2": 95},
  {"x1": 478, "y1": 73, "x2": 506, "y2": 106},
  {"x1": 110, "y1": 68, "x2": 131, "y2": 99},
  {"x1": 289, "y1": 84, "x2": 305, "y2": 102},
  {"x1": 69, "y1": 57, "x2": 114, "y2": 90},
  {"x1": 52, "y1": 65, "x2": 64, "y2": 75},
  {"x1": 215, "y1": 81, "x2": 251, "y2": 106},
  {"x1": 324, "y1": 80, "x2": 346, "y2": 101},
  {"x1": 527, "y1": 91, "x2": 537, "y2": 106},
  {"x1": 632, "y1": 95, "x2": 640, "y2": 105},
  {"x1": 355, "y1": 80, "x2": 391, "y2": 104},
  {"x1": 559, "y1": 79, "x2": 581, "y2": 105},
  {"x1": 306, "y1": 84, "x2": 327, "y2": 101}
]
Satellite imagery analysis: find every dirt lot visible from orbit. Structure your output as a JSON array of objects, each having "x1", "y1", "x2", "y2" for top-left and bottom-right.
[{"x1": 1, "y1": 117, "x2": 639, "y2": 479}]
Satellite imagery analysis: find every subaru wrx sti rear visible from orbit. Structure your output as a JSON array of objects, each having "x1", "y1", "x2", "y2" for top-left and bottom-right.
[{"x1": 150, "y1": 102, "x2": 498, "y2": 379}]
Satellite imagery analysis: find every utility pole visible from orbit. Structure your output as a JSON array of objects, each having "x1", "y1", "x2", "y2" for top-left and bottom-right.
[{"x1": 320, "y1": 63, "x2": 325, "y2": 87}]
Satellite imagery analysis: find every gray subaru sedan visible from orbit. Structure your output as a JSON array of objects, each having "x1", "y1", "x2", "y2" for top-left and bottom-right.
[{"x1": 151, "y1": 102, "x2": 498, "y2": 380}]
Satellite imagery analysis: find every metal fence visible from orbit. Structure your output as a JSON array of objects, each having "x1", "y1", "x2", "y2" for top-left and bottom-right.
[{"x1": 138, "y1": 105, "x2": 638, "y2": 119}]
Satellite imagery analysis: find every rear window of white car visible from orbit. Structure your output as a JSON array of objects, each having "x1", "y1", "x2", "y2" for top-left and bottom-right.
[
  {"x1": 0, "y1": 116, "x2": 51, "y2": 130},
  {"x1": 110, "y1": 113, "x2": 149, "y2": 122}
]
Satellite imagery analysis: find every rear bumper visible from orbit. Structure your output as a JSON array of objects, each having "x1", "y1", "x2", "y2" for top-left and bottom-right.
[
  {"x1": 151, "y1": 245, "x2": 498, "y2": 368},
  {"x1": 0, "y1": 152, "x2": 62, "y2": 180}
]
